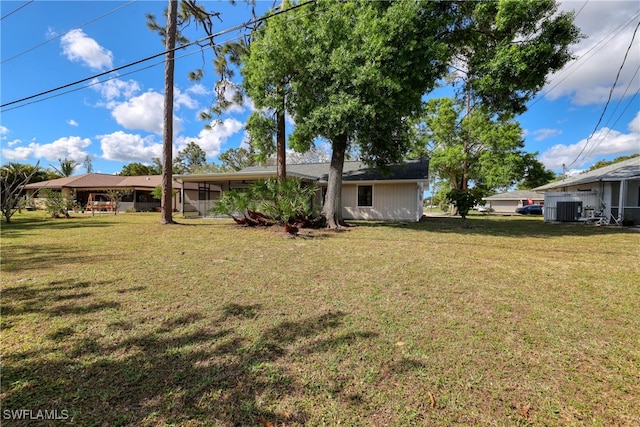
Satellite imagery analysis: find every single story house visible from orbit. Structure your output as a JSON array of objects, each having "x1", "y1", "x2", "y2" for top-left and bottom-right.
[
  {"x1": 23, "y1": 173, "x2": 185, "y2": 212},
  {"x1": 533, "y1": 156, "x2": 640, "y2": 224},
  {"x1": 175, "y1": 159, "x2": 430, "y2": 222},
  {"x1": 483, "y1": 190, "x2": 545, "y2": 214}
]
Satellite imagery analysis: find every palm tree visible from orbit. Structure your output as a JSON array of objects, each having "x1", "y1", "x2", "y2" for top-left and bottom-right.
[{"x1": 52, "y1": 158, "x2": 80, "y2": 177}]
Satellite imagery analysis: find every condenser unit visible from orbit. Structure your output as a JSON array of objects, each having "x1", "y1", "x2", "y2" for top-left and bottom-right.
[{"x1": 556, "y1": 201, "x2": 582, "y2": 222}]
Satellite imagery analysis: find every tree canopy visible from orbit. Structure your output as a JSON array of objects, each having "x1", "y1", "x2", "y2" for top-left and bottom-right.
[
  {"x1": 406, "y1": 0, "x2": 580, "y2": 220},
  {"x1": 173, "y1": 141, "x2": 207, "y2": 174},
  {"x1": 412, "y1": 97, "x2": 529, "y2": 193},
  {"x1": 120, "y1": 162, "x2": 154, "y2": 176},
  {"x1": 51, "y1": 158, "x2": 80, "y2": 178},
  {"x1": 243, "y1": 0, "x2": 455, "y2": 227}
]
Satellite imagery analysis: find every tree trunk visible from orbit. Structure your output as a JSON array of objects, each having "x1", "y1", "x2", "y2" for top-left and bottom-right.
[
  {"x1": 462, "y1": 90, "x2": 471, "y2": 191},
  {"x1": 276, "y1": 85, "x2": 286, "y2": 181},
  {"x1": 161, "y1": 0, "x2": 177, "y2": 225},
  {"x1": 322, "y1": 135, "x2": 347, "y2": 229}
]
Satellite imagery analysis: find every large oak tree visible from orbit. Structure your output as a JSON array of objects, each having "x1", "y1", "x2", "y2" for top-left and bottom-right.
[
  {"x1": 421, "y1": 0, "x2": 581, "y2": 193},
  {"x1": 243, "y1": 0, "x2": 455, "y2": 228}
]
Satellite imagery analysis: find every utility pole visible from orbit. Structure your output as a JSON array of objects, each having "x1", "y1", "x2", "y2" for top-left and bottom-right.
[{"x1": 161, "y1": 0, "x2": 178, "y2": 224}]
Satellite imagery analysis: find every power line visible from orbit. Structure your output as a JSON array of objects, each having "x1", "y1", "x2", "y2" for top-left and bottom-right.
[
  {"x1": 567, "y1": 18, "x2": 640, "y2": 168},
  {"x1": 1, "y1": 5, "x2": 320, "y2": 114},
  {"x1": 0, "y1": 0, "x2": 33, "y2": 21},
  {"x1": 1, "y1": 35, "x2": 226, "y2": 112},
  {"x1": 582, "y1": 72, "x2": 640, "y2": 161},
  {"x1": 1, "y1": 0, "x2": 138, "y2": 65},
  {"x1": 573, "y1": 1, "x2": 588, "y2": 19},
  {"x1": 0, "y1": 0, "x2": 316, "y2": 112},
  {"x1": 530, "y1": 9, "x2": 640, "y2": 108}
]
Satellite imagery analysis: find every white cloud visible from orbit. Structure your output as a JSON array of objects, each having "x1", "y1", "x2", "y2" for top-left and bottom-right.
[
  {"x1": 107, "y1": 88, "x2": 198, "y2": 135},
  {"x1": 60, "y1": 29, "x2": 113, "y2": 71},
  {"x1": 1, "y1": 136, "x2": 91, "y2": 162},
  {"x1": 110, "y1": 91, "x2": 182, "y2": 135},
  {"x1": 629, "y1": 110, "x2": 640, "y2": 134},
  {"x1": 538, "y1": 111, "x2": 640, "y2": 169},
  {"x1": 98, "y1": 131, "x2": 162, "y2": 162},
  {"x1": 186, "y1": 84, "x2": 210, "y2": 96},
  {"x1": 0, "y1": 125, "x2": 8, "y2": 137},
  {"x1": 175, "y1": 118, "x2": 243, "y2": 158},
  {"x1": 68, "y1": 119, "x2": 79, "y2": 127},
  {"x1": 545, "y1": 2, "x2": 640, "y2": 106},
  {"x1": 174, "y1": 88, "x2": 198, "y2": 110},
  {"x1": 533, "y1": 128, "x2": 563, "y2": 141},
  {"x1": 6, "y1": 139, "x2": 22, "y2": 147},
  {"x1": 93, "y1": 78, "x2": 141, "y2": 102}
]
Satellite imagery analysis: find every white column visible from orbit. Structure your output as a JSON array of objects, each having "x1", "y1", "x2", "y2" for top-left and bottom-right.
[{"x1": 618, "y1": 179, "x2": 626, "y2": 223}]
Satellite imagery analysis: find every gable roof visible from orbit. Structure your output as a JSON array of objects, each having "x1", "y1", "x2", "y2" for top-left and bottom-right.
[
  {"x1": 23, "y1": 173, "x2": 166, "y2": 190},
  {"x1": 484, "y1": 190, "x2": 544, "y2": 201},
  {"x1": 177, "y1": 159, "x2": 429, "y2": 183},
  {"x1": 534, "y1": 156, "x2": 640, "y2": 191}
]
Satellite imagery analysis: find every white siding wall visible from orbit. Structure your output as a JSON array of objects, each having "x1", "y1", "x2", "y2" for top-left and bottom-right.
[
  {"x1": 342, "y1": 183, "x2": 421, "y2": 221},
  {"x1": 543, "y1": 191, "x2": 600, "y2": 221}
]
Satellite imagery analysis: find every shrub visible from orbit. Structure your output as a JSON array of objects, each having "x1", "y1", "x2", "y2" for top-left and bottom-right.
[
  {"x1": 40, "y1": 189, "x2": 75, "y2": 218},
  {"x1": 211, "y1": 178, "x2": 316, "y2": 226}
]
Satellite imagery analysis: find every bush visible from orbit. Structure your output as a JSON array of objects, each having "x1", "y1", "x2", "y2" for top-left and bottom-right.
[
  {"x1": 211, "y1": 178, "x2": 316, "y2": 225},
  {"x1": 40, "y1": 189, "x2": 74, "y2": 218}
]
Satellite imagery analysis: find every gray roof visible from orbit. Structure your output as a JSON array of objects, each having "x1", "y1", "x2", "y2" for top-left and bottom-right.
[
  {"x1": 484, "y1": 190, "x2": 544, "y2": 201},
  {"x1": 23, "y1": 174, "x2": 167, "y2": 190},
  {"x1": 239, "y1": 159, "x2": 429, "y2": 182},
  {"x1": 534, "y1": 156, "x2": 640, "y2": 191}
]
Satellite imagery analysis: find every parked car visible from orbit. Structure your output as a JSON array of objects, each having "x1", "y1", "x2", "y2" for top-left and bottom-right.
[
  {"x1": 477, "y1": 205, "x2": 493, "y2": 213},
  {"x1": 516, "y1": 204, "x2": 543, "y2": 215}
]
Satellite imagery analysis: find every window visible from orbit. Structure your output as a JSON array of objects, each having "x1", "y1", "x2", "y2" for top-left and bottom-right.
[{"x1": 357, "y1": 185, "x2": 373, "y2": 207}]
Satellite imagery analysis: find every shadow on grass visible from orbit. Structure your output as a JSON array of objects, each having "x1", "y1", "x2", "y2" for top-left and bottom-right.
[
  {"x1": 1, "y1": 242, "x2": 124, "y2": 272},
  {"x1": 2, "y1": 301, "x2": 380, "y2": 426},
  {"x1": 1, "y1": 215, "x2": 117, "y2": 239},
  {"x1": 1, "y1": 279, "x2": 121, "y2": 318},
  {"x1": 351, "y1": 215, "x2": 638, "y2": 238}
]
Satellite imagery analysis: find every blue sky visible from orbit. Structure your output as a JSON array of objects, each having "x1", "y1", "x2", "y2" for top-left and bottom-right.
[{"x1": 1, "y1": 0, "x2": 639, "y2": 176}]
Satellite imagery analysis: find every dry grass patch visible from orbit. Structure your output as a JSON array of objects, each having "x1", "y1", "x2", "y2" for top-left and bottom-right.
[{"x1": 1, "y1": 212, "x2": 639, "y2": 426}]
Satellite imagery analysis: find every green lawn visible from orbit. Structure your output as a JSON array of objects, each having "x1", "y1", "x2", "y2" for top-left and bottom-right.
[{"x1": 1, "y1": 212, "x2": 639, "y2": 426}]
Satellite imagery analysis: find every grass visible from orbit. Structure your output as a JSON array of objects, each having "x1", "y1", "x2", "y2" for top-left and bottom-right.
[{"x1": 1, "y1": 211, "x2": 639, "y2": 426}]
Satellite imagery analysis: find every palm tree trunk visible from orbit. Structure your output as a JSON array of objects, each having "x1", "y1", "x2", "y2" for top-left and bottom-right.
[{"x1": 161, "y1": 0, "x2": 178, "y2": 225}]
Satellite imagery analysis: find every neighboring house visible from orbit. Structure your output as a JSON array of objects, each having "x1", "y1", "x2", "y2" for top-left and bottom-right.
[
  {"x1": 533, "y1": 156, "x2": 640, "y2": 224},
  {"x1": 483, "y1": 190, "x2": 545, "y2": 214},
  {"x1": 23, "y1": 174, "x2": 184, "y2": 212},
  {"x1": 175, "y1": 159, "x2": 430, "y2": 222}
]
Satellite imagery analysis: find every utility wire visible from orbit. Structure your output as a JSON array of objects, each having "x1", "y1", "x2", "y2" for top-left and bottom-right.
[
  {"x1": 1, "y1": 0, "x2": 138, "y2": 65},
  {"x1": 582, "y1": 69, "x2": 640, "y2": 161},
  {"x1": 567, "y1": 18, "x2": 640, "y2": 168},
  {"x1": 0, "y1": 0, "x2": 316, "y2": 111},
  {"x1": 0, "y1": 0, "x2": 33, "y2": 21},
  {"x1": 1, "y1": 6, "x2": 321, "y2": 113},
  {"x1": 573, "y1": 1, "x2": 588, "y2": 19},
  {"x1": 530, "y1": 9, "x2": 640, "y2": 108},
  {"x1": 2, "y1": 6, "x2": 320, "y2": 116},
  {"x1": 1, "y1": 31, "x2": 245, "y2": 112}
]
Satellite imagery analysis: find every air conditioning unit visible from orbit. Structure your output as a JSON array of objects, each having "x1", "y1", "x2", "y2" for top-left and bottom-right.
[{"x1": 556, "y1": 201, "x2": 582, "y2": 222}]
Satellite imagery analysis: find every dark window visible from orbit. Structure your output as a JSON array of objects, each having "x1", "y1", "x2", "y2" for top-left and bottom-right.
[{"x1": 357, "y1": 185, "x2": 373, "y2": 207}]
